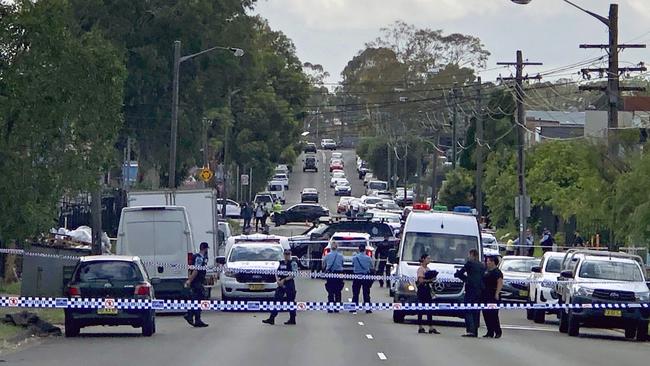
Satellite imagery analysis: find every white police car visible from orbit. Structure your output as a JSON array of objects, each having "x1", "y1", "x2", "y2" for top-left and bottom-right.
[{"x1": 526, "y1": 251, "x2": 564, "y2": 323}]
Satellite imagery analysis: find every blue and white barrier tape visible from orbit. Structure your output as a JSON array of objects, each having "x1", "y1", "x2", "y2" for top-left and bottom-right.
[{"x1": 1, "y1": 296, "x2": 648, "y2": 312}]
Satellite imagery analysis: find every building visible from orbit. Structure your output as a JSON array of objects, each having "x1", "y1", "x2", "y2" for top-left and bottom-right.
[{"x1": 525, "y1": 110, "x2": 586, "y2": 146}]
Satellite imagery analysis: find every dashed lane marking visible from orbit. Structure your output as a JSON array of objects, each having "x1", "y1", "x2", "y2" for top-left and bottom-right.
[
  {"x1": 377, "y1": 353, "x2": 387, "y2": 360},
  {"x1": 345, "y1": 287, "x2": 349, "y2": 292},
  {"x1": 358, "y1": 322, "x2": 364, "y2": 326},
  {"x1": 366, "y1": 334, "x2": 374, "y2": 340},
  {"x1": 347, "y1": 298, "x2": 352, "y2": 302}
]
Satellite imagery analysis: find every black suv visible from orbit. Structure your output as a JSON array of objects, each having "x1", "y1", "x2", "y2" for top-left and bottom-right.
[
  {"x1": 289, "y1": 219, "x2": 398, "y2": 269},
  {"x1": 64, "y1": 255, "x2": 156, "y2": 337},
  {"x1": 303, "y1": 155, "x2": 318, "y2": 172},
  {"x1": 303, "y1": 143, "x2": 317, "y2": 154}
]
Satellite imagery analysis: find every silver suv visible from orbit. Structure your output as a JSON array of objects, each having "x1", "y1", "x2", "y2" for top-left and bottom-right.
[{"x1": 556, "y1": 250, "x2": 649, "y2": 341}]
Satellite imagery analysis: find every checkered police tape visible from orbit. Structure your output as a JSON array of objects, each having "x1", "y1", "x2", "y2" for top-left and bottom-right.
[
  {"x1": 0, "y1": 296, "x2": 648, "y2": 312},
  {"x1": 1, "y1": 248, "x2": 646, "y2": 286}
]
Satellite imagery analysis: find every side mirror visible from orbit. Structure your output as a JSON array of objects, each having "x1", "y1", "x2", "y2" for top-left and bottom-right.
[
  {"x1": 216, "y1": 256, "x2": 226, "y2": 265},
  {"x1": 150, "y1": 278, "x2": 161, "y2": 285},
  {"x1": 560, "y1": 270, "x2": 574, "y2": 279},
  {"x1": 531, "y1": 266, "x2": 541, "y2": 273}
]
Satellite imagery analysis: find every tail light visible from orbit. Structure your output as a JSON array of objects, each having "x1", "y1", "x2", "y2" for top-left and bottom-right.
[
  {"x1": 135, "y1": 283, "x2": 151, "y2": 296},
  {"x1": 187, "y1": 252, "x2": 194, "y2": 265},
  {"x1": 68, "y1": 286, "x2": 81, "y2": 297},
  {"x1": 323, "y1": 248, "x2": 331, "y2": 256}
]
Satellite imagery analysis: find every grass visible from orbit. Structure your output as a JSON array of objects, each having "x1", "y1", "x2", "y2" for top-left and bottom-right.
[{"x1": 0, "y1": 281, "x2": 21, "y2": 295}]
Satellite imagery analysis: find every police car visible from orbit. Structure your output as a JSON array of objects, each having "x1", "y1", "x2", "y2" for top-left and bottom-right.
[{"x1": 217, "y1": 234, "x2": 290, "y2": 300}]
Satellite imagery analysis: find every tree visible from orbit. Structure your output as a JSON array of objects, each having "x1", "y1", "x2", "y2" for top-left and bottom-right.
[
  {"x1": 0, "y1": 0, "x2": 126, "y2": 242},
  {"x1": 483, "y1": 148, "x2": 518, "y2": 230},
  {"x1": 437, "y1": 168, "x2": 475, "y2": 208}
]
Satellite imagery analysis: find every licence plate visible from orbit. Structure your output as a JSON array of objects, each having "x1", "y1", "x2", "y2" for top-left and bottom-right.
[
  {"x1": 97, "y1": 308, "x2": 118, "y2": 315},
  {"x1": 341, "y1": 250, "x2": 354, "y2": 257},
  {"x1": 519, "y1": 290, "x2": 529, "y2": 297},
  {"x1": 249, "y1": 284, "x2": 265, "y2": 291},
  {"x1": 604, "y1": 309, "x2": 622, "y2": 317}
]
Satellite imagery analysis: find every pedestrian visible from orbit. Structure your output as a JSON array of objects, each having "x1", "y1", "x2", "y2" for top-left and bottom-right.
[
  {"x1": 454, "y1": 249, "x2": 484, "y2": 337},
  {"x1": 574, "y1": 230, "x2": 584, "y2": 247},
  {"x1": 375, "y1": 235, "x2": 391, "y2": 288},
  {"x1": 261, "y1": 201, "x2": 271, "y2": 229},
  {"x1": 482, "y1": 255, "x2": 504, "y2": 338},
  {"x1": 505, "y1": 238, "x2": 515, "y2": 256},
  {"x1": 263, "y1": 248, "x2": 298, "y2": 325},
  {"x1": 183, "y1": 242, "x2": 209, "y2": 328},
  {"x1": 255, "y1": 203, "x2": 264, "y2": 231},
  {"x1": 351, "y1": 243, "x2": 373, "y2": 314},
  {"x1": 540, "y1": 228, "x2": 554, "y2": 253},
  {"x1": 416, "y1": 253, "x2": 440, "y2": 334},
  {"x1": 241, "y1": 202, "x2": 253, "y2": 230},
  {"x1": 323, "y1": 240, "x2": 344, "y2": 313}
]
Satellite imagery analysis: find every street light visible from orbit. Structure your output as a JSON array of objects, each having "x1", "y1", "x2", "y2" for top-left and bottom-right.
[
  {"x1": 168, "y1": 41, "x2": 244, "y2": 188},
  {"x1": 511, "y1": 0, "x2": 608, "y2": 25}
]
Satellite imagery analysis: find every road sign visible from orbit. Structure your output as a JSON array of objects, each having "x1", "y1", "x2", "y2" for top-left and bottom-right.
[
  {"x1": 391, "y1": 175, "x2": 399, "y2": 182},
  {"x1": 199, "y1": 168, "x2": 214, "y2": 182},
  {"x1": 241, "y1": 174, "x2": 249, "y2": 186}
]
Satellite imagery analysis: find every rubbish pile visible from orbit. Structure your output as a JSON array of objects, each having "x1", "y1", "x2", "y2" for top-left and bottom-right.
[{"x1": 47, "y1": 226, "x2": 111, "y2": 253}]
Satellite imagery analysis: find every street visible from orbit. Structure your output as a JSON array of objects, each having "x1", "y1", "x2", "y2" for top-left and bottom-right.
[{"x1": 2, "y1": 149, "x2": 648, "y2": 365}]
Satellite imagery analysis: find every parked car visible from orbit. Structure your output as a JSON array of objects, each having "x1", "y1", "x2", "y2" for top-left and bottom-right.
[
  {"x1": 254, "y1": 193, "x2": 274, "y2": 206},
  {"x1": 323, "y1": 232, "x2": 373, "y2": 273},
  {"x1": 275, "y1": 164, "x2": 290, "y2": 176},
  {"x1": 361, "y1": 196, "x2": 384, "y2": 209},
  {"x1": 394, "y1": 188, "x2": 414, "y2": 207},
  {"x1": 499, "y1": 256, "x2": 540, "y2": 302},
  {"x1": 337, "y1": 196, "x2": 355, "y2": 214},
  {"x1": 375, "y1": 200, "x2": 403, "y2": 215},
  {"x1": 330, "y1": 171, "x2": 347, "y2": 187},
  {"x1": 303, "y1": 154, "x2": 318, "y2": 172},
  {"x1": 300, "y1": 188, "x2": 319, "y2": 203},
  {"x1": 373, "y1": 190, "x2": 393, "y2": 200},
  {"x1": 304, "y1": 143, "x2": 317, "y2": 153},
  {"x1": 321, "y1": 138, "x2": 337, "y2": 150},
  {"x1": 331, "y1": 152, "x2": 343, "y2": 161},
  {"x1": 334, "y1": 181, "x2": 352, "y2": 196},
  {"x1": 368, "y1": 210, "x2": 402, "y2": 235},
  {"x1": 272, "y1": 173, "x2": 289, "y2": 189},
  {"x1": 329, "y1": 159, "x2": 344, "y2": 172},
  {"x1": 272, "y1": 203, "x2": 330, "y2": 225},
  {"x1": 526, "y1": 251, "x2": 565, "y2": 323},
  {"x1": 366, "y1": 180, "x2": 388, "y2": 195},
  {"x1": 64, "y1": 255, "x2": 156, "y2": 337},
  {"x1": 216, "y1": 198, "x2": 242, "y2": 218}
]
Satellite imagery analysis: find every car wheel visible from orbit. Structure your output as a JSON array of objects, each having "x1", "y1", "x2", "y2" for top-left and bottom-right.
[
  {"x1": 526, "y1": 309, "x2": 534, "y2": 320},
  {"x1": 636, "y1": 321, "x2": 649, "y2": 342},
  {"x1": 559, "y1": 310, "x2": 568, "y2": 333},
  {"x1": 64, "y1": 314, "x2": 80, "y2": 338},
  {"x1": 533, "y1": 309, "x2": 546, "y2": 324},
  {"x1": 297, "y1": 255, "x2": 310, "y2": 270},
  {"x1": 625, "y1": 326, "x2": 637, "y2": 339},
  {"x1": 142, "y1": 312, "x2": 155, "y2": 337},
  {"x1": 392, "y1": 310, "x2": 405, "y2": 323},
  {"x1": 303, "y1": 168, "x2": 306, "y2": 172},
  {"x1": 567, "y1": 312, "x2": 580, "y2": 337}
]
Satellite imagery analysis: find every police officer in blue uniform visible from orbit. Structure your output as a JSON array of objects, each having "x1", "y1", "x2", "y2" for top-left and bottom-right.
[
  {"x1": 263, "y1": 248, "x2": 298, "y2": 325},
  {"x1": 184, "y1": 242, "x2": 209, "y2": 327},
  {"x1": 323, "y1": 241, "x2": 344, "y2": 313}
]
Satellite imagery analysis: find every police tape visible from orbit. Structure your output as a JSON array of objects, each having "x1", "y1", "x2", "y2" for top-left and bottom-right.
[
  {"x1": 2, "y1": 248, "x2": 647, "y2": 286},
  {"x1": 1, "y1": 296, "x2": 648, "y2": 312}
]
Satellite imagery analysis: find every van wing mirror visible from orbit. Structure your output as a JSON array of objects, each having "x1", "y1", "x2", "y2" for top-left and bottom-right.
[
  {"x1": 560, "y1": 270, "x2": 574, "y2": 279},
  {"x1": 216, "y1": 256, "x2": 226, "y2": 265},
  {"x1": 531, "y1": 266, "x2": 541, "y2": 273}
]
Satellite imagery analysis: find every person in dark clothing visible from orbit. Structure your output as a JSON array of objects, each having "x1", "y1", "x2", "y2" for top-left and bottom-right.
[
  {"x1": 482, "y1": 255, "x2": 504, "y2": 338},
  {"x1": 184, "y1": 242, "x2": 209, "y2": 327},
  {"x1": 574, "y1": 230, "x2": 584, "y2": 247},
  {"x1": 540, "y1": 228, "x2": 554, "y2": 253},
  {"x1": 263, "y1": 248, "x2": 298, "y2": 325},
  {"x1": 241, "y1": 202, "x2": 253, "y2": 230},
  {"x1": 454, "y1": 249, "x2": 485, "y2": 337},
  {"x1": 416, "y1": 254, "x2": 440, "y2": 334},
  {"x1": 375, "y1": 236, "x2": 392, "y2": 287}
]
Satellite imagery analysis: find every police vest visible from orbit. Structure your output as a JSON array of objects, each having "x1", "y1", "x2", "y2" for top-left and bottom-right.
[
  {"x1": 191, "y1": 253, "x2": 208, "y2": 286},
  {"x1": 277, "y1": 259, "x2": 296, "y2": 282}
]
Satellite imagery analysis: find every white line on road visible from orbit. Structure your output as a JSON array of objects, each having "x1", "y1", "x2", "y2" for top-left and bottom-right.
[
  {"x1": 366, "y1": 334, "x2": 373, "y2": 339},
  {"x1": 501, "y1": 325, "x2": 558, "y2": 332},
  {"x1": 347, "y1": 298, "x2": 352, "y2": 302},
  {"x1": 377, "y1": 353, "x2": 387, "y2": 360},
  {"x1": 358, "y1": 321, "x2": 364, "y2": 326},
  {"x1": 344, "y1": 287, "x2": 349, "y2": 292}
]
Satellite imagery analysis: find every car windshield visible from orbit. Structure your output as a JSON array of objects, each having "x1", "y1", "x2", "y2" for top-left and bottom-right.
[
  {"x1": 274, "y1": 174, "x2": 286, "y2": 179},
  {"x1": 332, "y1": 172, "x2": 345, "y2": 178},
  {"x1": 75, "y1": 261, "x2": 143, "y2": 282},
  {"x1": 336, "y1": 181, "x2": 350, "y2": 187},
  {"x1": 482, "y1": 236, "x2": 496, "y2": 245},
  {"x1": 501, "y1": 258, "x2": 540, "y2": 273},
  {"x1": 229, "y1": 245, "x2": 283, "y2": 262},
  {"x1": 269, "y1": 185, "x2": 282, "y2": 191},
  {"x1": 256, "y1": 195, "x2": 272, "y2": 203},
  {"x1": 402, "y1": 232, "x2": 479, "y2": 264},
  {"x1": 578, "y1": 260, "x2": 644, "y2": 282},
  {"x1": 374, "y1": 215, "x2": 399, "y2": 223},
  {"x1": 545, "y1": 257, "x2": 563, "y2": 273},
  {"x1": 368, "y1": 182, "x2": 388, "y2": 190}
]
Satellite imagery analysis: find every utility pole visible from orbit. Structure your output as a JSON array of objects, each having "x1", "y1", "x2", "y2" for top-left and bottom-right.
[
  {"x1": 430, "y1": 133, "x2": 440, "y2": 205},
  {"x1": 497, "y1": 51, "x2": 542, "y2": 252},
  {"x1": 451, "y1": 83, "x2": 459, "y2": 169},
  {"x1": 577, "y1": 4, "x2": 646, "y2": 155},
  {"x1": 125, "y1": 136, "x2": 132, "y2": 191},
  {"x1": 475, "y1": 77, "x2": 484, "y2": 219},
  {"x1": 91, "y1": 175, "x2": 103, "y2": 255},
  {"x1": 168, "y1": 40, "x2": 181, "y2": 188}
]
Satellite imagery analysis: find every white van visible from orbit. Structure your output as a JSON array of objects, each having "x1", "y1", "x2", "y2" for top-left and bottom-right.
[
  {"x1": 267, "y1": 180, "x2": 286, "y2": 204},
  {"x1": 390, "y1": 209, "x2": 482, "y2": 323},
  {"x1": 116, "y1": 206, "x2": 194, "y2": 299}
]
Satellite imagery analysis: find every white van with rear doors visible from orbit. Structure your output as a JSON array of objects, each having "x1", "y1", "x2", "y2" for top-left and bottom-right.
[
  {"x1": 267, "y1": 180, "x2": 286, "y2": 204},
  {"x1": 389, "y1": 204, "x2": 482, "y2": 323}
]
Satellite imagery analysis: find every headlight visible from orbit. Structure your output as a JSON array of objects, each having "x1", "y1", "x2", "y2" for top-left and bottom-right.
[
  {"x1": 636, "y1": 291, "x2": 650, "y2": 302},
  {"x1": 400, "y1": 282, "x2": 416, "y2": 292},
  {"x1": 575, "y1": 286, "x2": 594, "y2": 297}
]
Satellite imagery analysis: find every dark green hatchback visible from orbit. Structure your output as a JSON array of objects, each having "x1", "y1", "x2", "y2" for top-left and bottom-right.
[{"x1": 64, "y1": 255, "x2": 156, "y2": 337}]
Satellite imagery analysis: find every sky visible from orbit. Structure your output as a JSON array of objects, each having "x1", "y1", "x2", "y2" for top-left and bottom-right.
[{"x1": 254, "y1": 0, "x2": 650, "y2": 85}]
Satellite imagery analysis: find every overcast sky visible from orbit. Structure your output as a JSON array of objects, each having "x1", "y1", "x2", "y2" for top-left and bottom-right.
[{"x1": 255, "y1": 0, "x2": 650, "y2": 85}]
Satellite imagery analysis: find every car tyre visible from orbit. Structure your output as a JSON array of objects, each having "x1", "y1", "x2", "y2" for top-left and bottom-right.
[
  {"x1": 526, "y1": 309, "x2": 534, "y2": 320},
  {"x1": 142, "y1": 312, "x2": 155, "y2": 337},
  {"x1": 392, "y1": 310, "x2": 405, "y2": 323},
  {"x1": 636, "y1": 321, "x2": 649, "y2": 342},
  {"x1": 559, "y1": 310, "x2": 568, "y2": 333},
  {"x1": 64, "y1": 315, "x2": 80, "y2": 338},
  {"x1": 533, "y1": 309, "x2": 546, "y2": 324},
  {"x1": 567, "y1": 312, "x2": 579, "y2": 337},
  {"x1": 625, "y1": 326, "x2": 637, "y2": 339}
]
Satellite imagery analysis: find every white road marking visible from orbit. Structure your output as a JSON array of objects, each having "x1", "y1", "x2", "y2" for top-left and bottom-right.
[
  {"x1": 377, "y1": 353, "x2": 387, "y2": 360},
  {"x1": 344, "y1": 287, "x2": 349, "y2": 292},
  {"x1": 500, "y1": 325, "x2": 558, "y2": 332},
  {"x1": 366, "y1": 334, "x2": 373, "y2": 339},
  {"x1": 347, "y1": 298, "x2": 352, "y2": 302},
  {"x1": 358, "y1": 321, "x2": 364, "y2": 326}
]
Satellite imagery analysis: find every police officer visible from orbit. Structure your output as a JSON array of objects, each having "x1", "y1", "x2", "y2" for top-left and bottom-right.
[
  {"x1": 352, "y1": 244, "x2": 373, "y2": 314},
  {"x1": 263, "y1": 248, "x2": 298, "y2": 325},
  {"x1": 323, "y1": 241, "x2": 344, "y2": 313},
  {"x1": 454, "y1": 249, "x2": 484, "y2": 337},
  {"x1": 184, "y1": 242, "x2": 209, "y2": 327},
  {"x1": 375, "y1": 236, "x2": 391, "y2": 288}
]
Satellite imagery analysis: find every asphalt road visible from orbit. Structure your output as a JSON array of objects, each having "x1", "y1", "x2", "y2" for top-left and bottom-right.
[{"x1": 2, "y1": 149, "x2": 648, "y2": 365}]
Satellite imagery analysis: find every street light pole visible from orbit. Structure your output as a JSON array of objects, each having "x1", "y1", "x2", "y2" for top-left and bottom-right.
[{"x1": 167, "y1": 41, "x2": 244, "y2": 188}]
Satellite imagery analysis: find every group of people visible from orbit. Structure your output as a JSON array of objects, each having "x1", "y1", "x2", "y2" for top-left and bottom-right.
[
  {"x1": 506, "y1": 228, "x2": 555, "y2": 256},
  {"x1": 240, "y1": 200, "x2": 283, "y2": 233}
]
